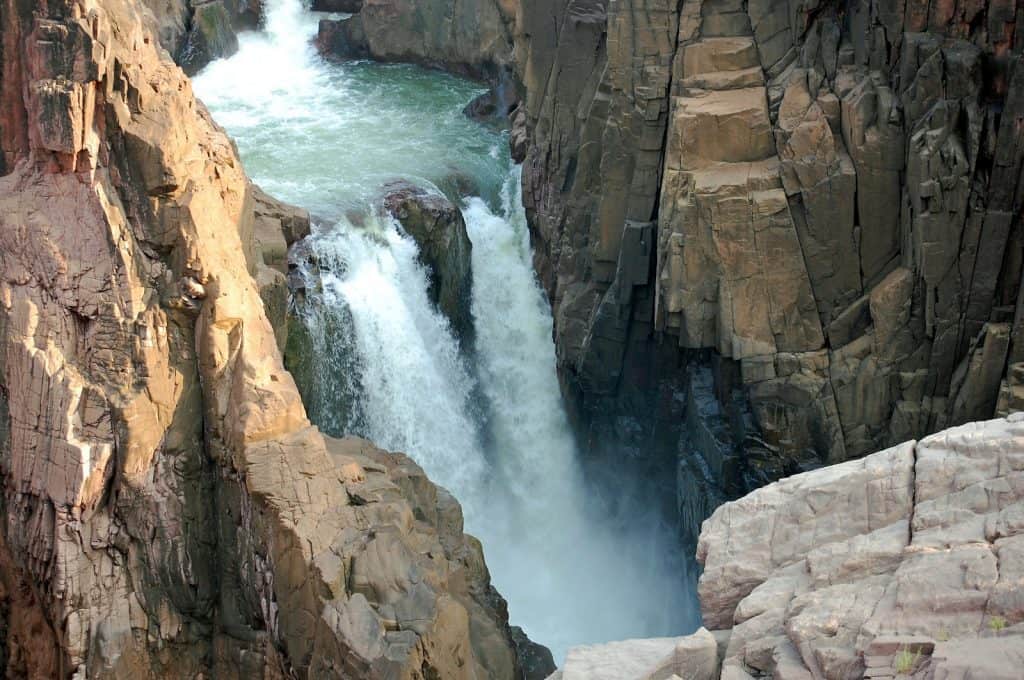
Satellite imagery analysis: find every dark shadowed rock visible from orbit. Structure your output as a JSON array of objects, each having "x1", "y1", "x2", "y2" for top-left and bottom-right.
[
  {"x1": 312, "y1": 0, "x2": 363, "y2": 11},
  {"x1": 317, "y1": 16, "x2": 370, "y2": 59},
  {"x1": 511, "y1": 626, "x2": 557, "y2": 680},
  {"x1": 382, "y1": 182, "x2": 475, "y2": 343},
  {"x1": 177, "y1": 2, "x2": 240, "y2": 75},
  {"x1": 141, "y1": 0, "x2": 261, "y2": 75}
]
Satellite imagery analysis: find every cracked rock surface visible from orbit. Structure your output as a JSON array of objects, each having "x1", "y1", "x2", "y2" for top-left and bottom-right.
[
  {"x1": 514, "y1": 0, "x2": 1024, "y2": 545},
  {"x1": 0, "y1": 0, "x2": 523, "y2": 677},
  {"x1": 548, "y1": 415, "x2": 1024, "y2": 679}
]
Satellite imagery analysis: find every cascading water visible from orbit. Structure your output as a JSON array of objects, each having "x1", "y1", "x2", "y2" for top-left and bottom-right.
[{"x1": 194, "y1": 0, "x2": 696, "y2": 662}]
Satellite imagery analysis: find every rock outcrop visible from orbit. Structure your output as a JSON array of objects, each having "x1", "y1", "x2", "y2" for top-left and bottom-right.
[
  {"x1": 695, "y1": 414, "x2": 1024, "y2": 679},
  {"x1": 141, "y1": 0, "x2": 259, "y2": 74},
  {"x1": 315, "y1": 0, "x2": 518, "y2": 81},
  {"x1": 515, "y1": 0, "x2": 1024, "y2": 545},
  {"x1": 0, "y1": 0, "x2": 525, "y2": 676},
  {"x1": 383, "y1": 182, "x2": 476, "y2": 343},
  {"x1": 548, "y1": 414, "x2": 1024, "y2": 679}
]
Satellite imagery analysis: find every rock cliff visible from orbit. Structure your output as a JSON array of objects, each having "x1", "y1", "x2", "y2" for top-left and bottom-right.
[
  {"x1": 548, "y1": 415, "x2": 1024, "y2": 679},
  {"x1": 0, "y1": 0, "x2": 524, "y2": 676},
  {"x1": 514, "y1": 0, "x2": 1024, "y2": 545}
]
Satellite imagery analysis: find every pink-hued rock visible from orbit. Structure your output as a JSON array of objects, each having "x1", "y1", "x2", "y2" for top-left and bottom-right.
[
  {"x1": 696, "y1": 415, "x2": 1024, "y2": 678},
  {"x1": 0, "y1": 1, "x2": 520, "y2": 677},
  {"x1": 549, "y1": 416, "x2": 1024, "y2": 679}
]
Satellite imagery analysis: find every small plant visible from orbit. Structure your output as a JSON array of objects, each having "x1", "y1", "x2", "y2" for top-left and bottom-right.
[
  {"x1": 989, "y1": 616, "x2": 1007, "y2": 633},
  {"x1": 894, "y1": 648, "x2": 920, "y2": 675}
]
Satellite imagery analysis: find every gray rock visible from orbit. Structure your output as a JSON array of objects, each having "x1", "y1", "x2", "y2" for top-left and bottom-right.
[{"x1": 382, "y1": 182, "x2": 475, "y2": 344}]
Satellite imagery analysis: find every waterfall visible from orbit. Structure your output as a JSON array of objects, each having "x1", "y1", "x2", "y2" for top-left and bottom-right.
[{"x1": 194, "y1": 0, "x2": 695, "y2": 663}]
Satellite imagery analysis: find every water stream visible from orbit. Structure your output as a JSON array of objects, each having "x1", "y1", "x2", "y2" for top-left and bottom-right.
[{"x1": 194, "y1": 0, "x2": 694, "y2": 662}]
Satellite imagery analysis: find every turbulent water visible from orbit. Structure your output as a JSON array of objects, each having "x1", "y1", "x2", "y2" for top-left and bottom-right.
[{"x1": 195, "y1": 0, "x2": 694, "y2": 662}]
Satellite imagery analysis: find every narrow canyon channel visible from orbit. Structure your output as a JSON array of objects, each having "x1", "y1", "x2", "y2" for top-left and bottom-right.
[{"x1": 194, "y1": 0, "x2": 697, "y2": 662}]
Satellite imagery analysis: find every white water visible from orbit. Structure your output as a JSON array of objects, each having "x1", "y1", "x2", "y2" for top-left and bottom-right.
[{"x1": 195, "y1": 0, "x2": 693, "y2": 662}]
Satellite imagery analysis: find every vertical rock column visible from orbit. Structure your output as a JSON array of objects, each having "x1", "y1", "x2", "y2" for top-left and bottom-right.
[{"x1": 656, "y1": 0, "x2": 844, "y2": 491}]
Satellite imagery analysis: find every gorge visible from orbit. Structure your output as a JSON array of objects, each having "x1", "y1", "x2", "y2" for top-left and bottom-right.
[
  {"x1": 192, "y1": 0, "x2": 695, "y2": 662},
  {"x1": 0, "y1": 0, "x2": 1022, "y2": 678}
]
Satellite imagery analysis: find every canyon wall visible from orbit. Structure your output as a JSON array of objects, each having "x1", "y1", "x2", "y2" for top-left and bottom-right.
[
  {"x1": 514, "y1": 0, "x2": 1024, "y2": 544},
  {"x1": 0, "y1": 0, "x2": 526, "y2": 676}
]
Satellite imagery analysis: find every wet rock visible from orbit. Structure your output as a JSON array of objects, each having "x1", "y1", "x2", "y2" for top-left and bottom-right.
[
  {"x1": 177, "y1": 1, "x2": 239, "y2": 74},
  {"x1": 382, "y1": 182, "x2": 475, "y2": 343},
  {"x1": 312, "y1": 0, "x2": 363, "y2": 12},
  {"x1": 315, "y1": 0, "x2": 516, "y2": 80},
  {"x1": 142, "y1": 0, "x2": 260, "y2": 68},
  {"x1": 463, "y1": 71, "x2": 518, "y2": 122},
  {"x1": 512, "y1": 626, "x2": 557, "y2": 680},
  {"x1": 510, "y1": 105, "x2": 528, "y2": 163},
  {"x1": 437, "y1": 170, "x2": 482, "y2": 202},
  {"x1": 317, "y1": 15, "x2": 370, "y2": 59}
]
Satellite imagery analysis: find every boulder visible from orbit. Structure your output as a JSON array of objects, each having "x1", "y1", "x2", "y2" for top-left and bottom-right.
[
  {"x1": 694, "y1": 415, "x2": 1024, "y2": 678},
  {"x1": 176, "y1": 1, "x2": 241, "y2": 75},
  {"x1": 382, "y1": 182, "x2": 475, "y2": 343},
  {"x1": 315, "y1": 0, "x2": 516, "y2": 80}
]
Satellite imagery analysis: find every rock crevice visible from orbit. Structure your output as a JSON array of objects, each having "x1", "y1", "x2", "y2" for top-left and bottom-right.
[
  {"x1": 515, "y1": 0, "x2": 1024, "y2": 545},
  {"x1": 0, "y1": 1, "x2": 525, "y2": 676}
]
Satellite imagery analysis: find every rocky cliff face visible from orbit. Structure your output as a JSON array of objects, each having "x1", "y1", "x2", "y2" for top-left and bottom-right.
[
  {"x1": 0, "y1": 0, "x2": 524, "y2": 676},
  {"x1": 548, "y1": 415, "x2": 1024, "y2": 679},
  {"x1": 515, "y1": 0, "x2": 1024, "y2": 545}
]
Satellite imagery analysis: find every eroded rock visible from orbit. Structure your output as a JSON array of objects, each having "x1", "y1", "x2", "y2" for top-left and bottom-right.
[
  {"x1": 0, "y1": 1, "x2": 526, "y2": 676},
  {"x1": 515, "y1": 0, "x2": 1024, "y2": 550},
  {"x1": 383, "y1": 182, "x2": 475, "y2": 343}
]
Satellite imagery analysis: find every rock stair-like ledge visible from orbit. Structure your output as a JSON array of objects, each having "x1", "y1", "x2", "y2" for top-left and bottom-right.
[{"x1": 547, "y1": 414, "x2": 1024, "y2": 679}]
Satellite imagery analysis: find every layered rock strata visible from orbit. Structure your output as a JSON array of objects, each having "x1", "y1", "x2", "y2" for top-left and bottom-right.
[
  {"x1": 515, "y1": 0, "x2": 1024, "y2": 544},
  {"x1": 0, "y1": 0, "x2": 525, "y2": 676},
  {"x1": 547, "y1": 415, "x2": 1024, "y2": 679}
]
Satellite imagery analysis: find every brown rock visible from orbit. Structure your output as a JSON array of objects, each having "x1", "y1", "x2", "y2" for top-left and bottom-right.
[{"x1": 0, "y1": 1, "x2": 523, "y2": 676}]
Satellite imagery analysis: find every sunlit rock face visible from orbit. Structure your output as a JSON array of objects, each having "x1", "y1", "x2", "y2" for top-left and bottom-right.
[
  {"x1": 548, "y1": 415, "x2": 1024, "y2": 679},
  {"x1": 0, "y1": 1, "x2": 522, "y2": 677},
  {"x1": 513, "y1": 0, "x2": 1024, "y2": 545},
  {"x1": 694, "y1": 414, "x2": 1024, "y2": 679}
]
